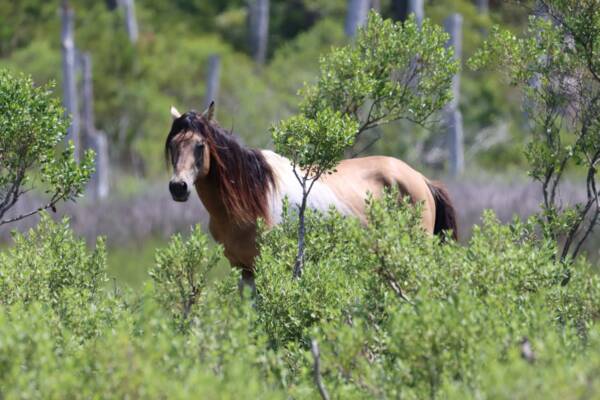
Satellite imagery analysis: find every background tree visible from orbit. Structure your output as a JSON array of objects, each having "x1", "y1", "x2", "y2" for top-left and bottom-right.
[
  {"x1": 470, "y1": 0, "x2": 600, "y2": 264},
  {"x1": 345, "y1": 0, "x2": 370, "y2": 37},
  {"x1": 248, "y1": 0, "x2": 269, "y2": 64},
  {"x1": 0, "y1": 70, "x2": 94, "y2": 226},
  {"x1": 203, "y1": 54, "x2": 221, "y2": 108},
  {"x1": 80, "y1": 52, "x2": 110, "y2": 200},
  {"x1": 61, "y1": 0, "x2": 80, "y2": 161},
  {"x1": 272, "y1": 12, "x2": 457, "y2": 278},
  {"x1": 444, "y1": 13, "x2": 464, "y2": 176},
  {"x1": 121, "y1": 0, "x2": 139, "y2": 44},
  {"x1": 300, "y1": 12, "x2": 457, "y2": 156}
]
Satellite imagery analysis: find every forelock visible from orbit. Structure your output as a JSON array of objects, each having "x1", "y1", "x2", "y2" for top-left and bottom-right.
[{"x1": 165, "y1": 111, "x2": 206, "y2": 164}]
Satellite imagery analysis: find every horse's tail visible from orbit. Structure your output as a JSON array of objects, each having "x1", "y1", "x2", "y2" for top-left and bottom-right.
[{"x1": 427, "y1": 181, "x2": 458, "y2": 242}]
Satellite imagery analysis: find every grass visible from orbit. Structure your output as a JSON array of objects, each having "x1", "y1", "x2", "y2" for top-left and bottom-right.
[
  {"x1": 106, "y1": 238, "x2": 165, "y2": 289},
  {"x1": 107, "y1": 237, "x2": 232, "y2": 290}
]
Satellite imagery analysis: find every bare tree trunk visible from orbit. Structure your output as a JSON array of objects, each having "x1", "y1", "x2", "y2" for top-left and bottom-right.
[
  {"x1": 61, "y1": 1, "x2": 80, "y2": 162},
  {"x1": 293, "y1": 188, "x2": 308, "y2": 279},
  {"x1": 444, "y1": 13, "x2": 464, "y2": 176},
  {"x1": 409, "y1": 0, "x2": 424, "y2": 27},
  {"x1": 80, "y1": 53, "x2": 110, "y2": 200},
  {"x1": 311, "y1": 340, "x2": 330, "y2": 400},
  {"x1": 248, "y1": 0, "x2": 269, "y2": 64},
  {"x1": 121, "y1": 0, "x2": 139, "y2": 44},
  {"x1": 80, "y1": 53, "x2": 94, "y2": 140},
  {"x1": 475, "y1": 0, "x2": 489, "y2": 14},
  {"x1": 90, "y1": 132, "x2": 110, "y2": 199},
  {"x1": 204, "y1": 55, "x2": 221, "y2": 108},
  {"x1": 345, "y1": 0, "x2": 370, "y2": 37}
]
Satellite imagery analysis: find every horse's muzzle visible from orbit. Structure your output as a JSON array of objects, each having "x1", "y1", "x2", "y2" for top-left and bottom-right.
[{"x1": 169, "y1": 181, "x2": 190, "y2": 202}]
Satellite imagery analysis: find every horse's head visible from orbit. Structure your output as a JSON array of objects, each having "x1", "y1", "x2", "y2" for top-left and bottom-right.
[{"x1": 165, "y1": 102, "x2": 215, "y2": 202}]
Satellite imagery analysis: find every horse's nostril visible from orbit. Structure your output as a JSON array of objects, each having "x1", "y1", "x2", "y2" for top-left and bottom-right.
[{"x1": 169, "y1": 181, "x2": 188, "y2": 198}]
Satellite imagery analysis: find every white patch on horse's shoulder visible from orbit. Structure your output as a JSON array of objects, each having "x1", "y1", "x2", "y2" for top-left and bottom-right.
[{"x1": 261, "y1": 150, "x2": 352, "y2": 224}]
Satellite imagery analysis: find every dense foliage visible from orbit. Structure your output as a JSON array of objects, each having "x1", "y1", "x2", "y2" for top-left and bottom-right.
[
  {"x1": 0, "y1": 0, "x2": 528, "y2": 176},
  {"x1": 299, "y1": 13, "x2": 458, "y2": 138},
  {"x1": 271, "y1": 12, "x2": 457, "y2": 276},
  {"x1": 0, "y1": 69, "x2": 93, "y2": 225},
  {"x1": 1, "y1": 197, "x2": 599, "y2": 397},
  {"x1": 471, "y1": 0, "x2": 600, "y2": 263}
]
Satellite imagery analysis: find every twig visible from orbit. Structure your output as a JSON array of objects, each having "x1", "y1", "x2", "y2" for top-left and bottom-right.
[
  {"x1": 311, "y1": 339, "x2": 330, "y2": 400},
  {"x1": 0, "y1": 193, "x2": 63, "y2": 226},
  {"x1": 350, "y1": 131, "x2": 382, "y2": 158},
  {"x1": 519, "y1": 336, "x2": 536, "y2": 363}
]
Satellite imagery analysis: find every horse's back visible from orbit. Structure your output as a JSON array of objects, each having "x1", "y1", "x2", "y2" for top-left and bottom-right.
[
  {"x1": 263, "y1": 151, "x2": 436, "y2": 232},
  {"x1": 323, "y1": 156, "x2": 436, "y2": 231}
]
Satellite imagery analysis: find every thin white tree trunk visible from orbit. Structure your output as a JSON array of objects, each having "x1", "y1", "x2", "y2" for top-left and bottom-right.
[
  {"x1": 80, "y1": 53, "x2": 94, "y2": 140},
  {"x1": 121, "y1": 0, "x2": 138, "y2": 44},
  {"x1": 204, "y1": 55, "x2": 221, "y2": 108},
  {"x1": 90, "y1": 132, "x2": 110, "y2": 199},
  {"x1": 248, "y1": 0, "x2": 269, "y2": 64},
  {"x1": 345, "y1": 0, "x2": 370, "y2": 37},
  {"x1": 61, "y1": 1, "x2": 80, "y2": 161},
  {"x1": 476, "y1": 0, "x2": 489, "y2": 14},
  {"x1": 444, "y1": 13, "x2": 464, "y2": 176},
  {"x1": 409, "y1": 0, "x2": 424, "y2": 27},
  {"x1": 80, "y1": 53, "x2": 110, "y2": 199}
]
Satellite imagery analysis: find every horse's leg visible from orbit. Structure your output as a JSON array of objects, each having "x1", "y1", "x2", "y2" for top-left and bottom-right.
[{"x1": 237, "y1": 269, "x2": 256, "y2": 298}]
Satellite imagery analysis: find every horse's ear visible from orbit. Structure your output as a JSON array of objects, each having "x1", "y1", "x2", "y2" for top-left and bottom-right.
[
  {"x1": 170, "y1": 106, "x2": 181, "y2": 120},
  {"x1": 202, "y1": 101, "x2": 215, "y2": 121}
]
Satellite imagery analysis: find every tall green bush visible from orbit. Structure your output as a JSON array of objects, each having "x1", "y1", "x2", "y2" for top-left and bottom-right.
[
  {"x1": 0, "y1": 200, "x2": 599, "y2": 398},
  {"x1": 0, "y1": 70, "x2": 93, "y2": 225},
  {"x1": 470, "y1": 1, "x2": 600, "y2": 264},
  {"x1": 150, "y1": 225, "x2": 222, "y2": 327}
]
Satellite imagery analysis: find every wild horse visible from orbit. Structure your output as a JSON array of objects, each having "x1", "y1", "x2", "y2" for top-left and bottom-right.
[{"x1": 166, "y1": 103, "x2": 457, "y2": 285}]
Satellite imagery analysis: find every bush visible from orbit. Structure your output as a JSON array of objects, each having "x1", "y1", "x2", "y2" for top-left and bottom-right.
[
  {"x1": 253, "y1": 193, "x2": 600, "y2": 397},
  {"x1": 0, "y1": 197, "x2": 599, "y2": 398},
  {"x1": 150, "y1": 225, "x2": 222, "y2": 327},
  {"x1": 0, "y1": 214, "x2": 120, "y2": 339},
  {"x1": 0, "y1": 70, "x2": 94, "y2": 225}
]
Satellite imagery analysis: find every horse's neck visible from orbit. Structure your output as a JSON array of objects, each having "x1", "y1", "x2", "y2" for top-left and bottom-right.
[{"x1": 194, "y1": 177, "x2": 229, "y2": 222}]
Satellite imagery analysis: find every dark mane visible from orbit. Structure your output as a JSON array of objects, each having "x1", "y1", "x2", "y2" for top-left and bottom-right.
[{"x1": 165, "y1": 111, "x2": 275, "y2": 224}]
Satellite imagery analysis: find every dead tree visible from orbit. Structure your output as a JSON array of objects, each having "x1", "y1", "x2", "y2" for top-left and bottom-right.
[
  {"x1": 80, "y1": 53, "x2": 110, "y2": 199},
  {"x1": 345, "y1": 0, "x2": 370, "y2": 37},
  {"x1": 248, "y1": 0, "x2": 269, "y2": 64},
  {"x1": 120, "y1": 0, "x2": 139, "y2": 44},
  {"x1": 444, "y1": 13, "x2": 464, "y2": 176},
  {"x1": 204, "y1": 55, "x2": 221, "y2": 108},
  {"x1": 475, "y1": 0, "x2": 489, "y2": 14},
  {"x1": 410, "y1": 0, "x2": 424, "y2": 27},
  {"x1": 61, "y1": 1, "x2": 80, "y2": 161}
]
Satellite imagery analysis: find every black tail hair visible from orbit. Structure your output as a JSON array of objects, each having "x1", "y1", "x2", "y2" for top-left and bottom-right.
[{"x1": 427, "y1": 181, "x2": 458, "y2": 242}]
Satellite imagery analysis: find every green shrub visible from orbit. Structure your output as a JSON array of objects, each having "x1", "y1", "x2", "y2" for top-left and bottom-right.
[
  {"x1": 1, "y1": 197, "x2": 599, "y2": 398},
  {"x1": 150, "y1": 225, "x2": 222, "y2": 327},
  {"x1": 255, "y1": 203, "x2": 368, "y2": 346},
  {"x1": 0, "y1": 70, "x2": 94, "y2": 225},
  {"x1": 0, "y1": 213, "x2": 120, "y2": 339},
  {"x1": 254, "y1": 191, "x2": 600, "y2": 398}
]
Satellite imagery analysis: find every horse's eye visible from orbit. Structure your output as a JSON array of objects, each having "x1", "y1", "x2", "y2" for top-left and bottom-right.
[{"x1": 194, "y1": 143, "x2": 205, "y2": 165}]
